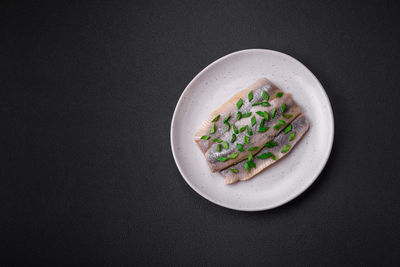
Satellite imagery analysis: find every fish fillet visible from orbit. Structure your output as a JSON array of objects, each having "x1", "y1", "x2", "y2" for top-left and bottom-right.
[
  {"x1": 220, "y1": 115, "x2": 310, "y2": 184},
  {"x1": 194, "y1": 78, "x2": 281, "y2": 153},
  {"x1": 204, "y1": 93, "x2": 301, "y2": 172}
]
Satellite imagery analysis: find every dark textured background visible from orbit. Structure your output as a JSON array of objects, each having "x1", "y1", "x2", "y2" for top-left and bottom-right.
[{"x1": 2, "y1": 1, "x2": 400, "y2": 266}]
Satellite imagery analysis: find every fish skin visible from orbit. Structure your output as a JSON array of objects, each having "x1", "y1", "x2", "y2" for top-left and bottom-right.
[
  {"x1": 194, "y1": 78, "x2": 280, "y2": 153},
  {"x1": 220, "y1": 115, "x2": 310, "y2": 184},
  {"x1": 204, "y1": 93, "x2": 301, "y2": 172}
]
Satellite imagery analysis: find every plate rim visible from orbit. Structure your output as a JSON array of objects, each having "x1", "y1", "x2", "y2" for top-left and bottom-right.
[{"x1": 170, "y1": 48, "x2": 334, "y2": 211}]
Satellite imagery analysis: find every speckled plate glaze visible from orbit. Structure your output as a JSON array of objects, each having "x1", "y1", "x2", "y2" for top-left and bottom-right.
[{"x1": 170, "y1": 49, "x2": 334, "y2": 211}]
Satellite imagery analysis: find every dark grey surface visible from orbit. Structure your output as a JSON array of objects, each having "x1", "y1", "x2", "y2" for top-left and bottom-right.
[{"x1": 2, "y1": 1, "x2": 400, "y2": 266}]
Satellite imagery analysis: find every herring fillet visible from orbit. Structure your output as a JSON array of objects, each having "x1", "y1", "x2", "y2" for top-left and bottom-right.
[
  {"x1": 220, "y1": 115, "x2": 310, "y2": 184},
  {"x1": 204, "y1": 93, "x2": 301, "y2": 172},
  {"x1": 194, "y1": 78, "x2": 280, "y2": 153}
]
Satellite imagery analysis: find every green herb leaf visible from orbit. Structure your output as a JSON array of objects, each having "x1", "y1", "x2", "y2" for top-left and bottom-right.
[
  {"x1": 228, "y1": 153, "x2": 239, "y2": 159},
  {"x1": 230, "y1": 133, "x2": 237, "y2": 143},
  {"x1": 236, "y1": 111, "x2": 242, "y2": 120},
  {"x1": 248, "y1": 146, "x2": 259, "y2": 151},
  {"x1": 223, "y1": 113, "x2": 231, "y2": 123},
  {"x1": 260, "y1": 118, "x2": 265, "y2": 128},
  {"x1": 252, "y1": 102, "x2": 262, "y2": 106},
  {"x1": 251, "y1": 116, "x2": 256, "y2": 126},
  {"x1": 257, "y1": 127, "x2": 269, "y2": 133},
  {"x1": 257, "y1": 153, "x2": 269, "y2": 159},
  {"x1": 278, "y1": 119, "x2": 286, "y2": 126},
  {"x1": 212, "y1": 138, "x2": 222, "y2": 143},
  {"x1": 262, "y1": 91, "x2": 269, "y2": 101},
  {"x1": 242, "y1": 112, "x2": 252, "y2": 118},
  {"x1": 224, "y1": 121, "x2": 230, "y2": 131},
  {"x1": 233, "y1": 124, "x2": 239, "y2": 134},
  {"x1": 289, "y1": 132, "x2": 295, "y2": 141},
  {"x1": 263, "y1": 111, "x2": 269, "y2": 120},
  {"x1": 244, "y1": 135, "x2": 250, "y2": 145},
  {"x1": 248, "y1": 161, "x2": 256, "y2": 168},
  {"x1": 240, "y1": 126, "x2": 247, "y2": 132},
  {"x1": 244, "y1": 162, "x2": 250, "y2": 173},
  {"x1": 261, "y1": 102, "x2": 271, "y2": 107},
  {"x1": 236, "y1": 98, "x2": 243, "y2": 109},
  {"x1": 273, "y1": 124, "x2": 281, "y2": 130},
  {"x1": 211, "y1": 114, "x2": 220, "y2": 122},
  {"x1": 264, "y1": 141, "x2": 278, "y2": 148},
  {"x1": 248, "y1": 91, "x2": 253, "y2": 102},
  {"x1": 281, "y1": 145, "x2": 290, "y2": 153},
  {"x1": 271, "y1": 108, "x2": 277, "y2": 118},
  {"x1": 248, "y1": 153, "x2": 253, "y2": 162},
  {"x1": 281, "y1": 145, "x2": 291, "y2": 153},
  {"x1": 276, "y1": 92, "x2": 284, "y2": 98},
  {"x1": 222, "y1": 141, "x2": 229, "y2": 149},
  {"x1": 281, "y1": 103, "x2": 286, "y2": 113},
  {"x1": 284, "y1": 125, "x2": 292, "y2": 134},
  {"x1": 217, "y1": 144, "x2": 222, "y2": 152},
  {"x1": 256, "y1": 111, "x2": 264, "y2": 117},
  {"x1": 247, "y1": 126, "x2": 253, "y2": 136},
  {"x1": 283, "y1": 113, "x2": 293, "y2": 119},
  {"x1": 217, "y1": 156, "x2": 228, "y2": 162},
  {"x1": 201, "y1": 135, "x2": 210, "y2": 140},
  {"x1": 237, "y1": 143, "x2": 244, "y2": 152},
  {"x1": 258, "y1": 152, "x2": 276, "y2": 160},
  {"x1": 209, "y1": 124, "x2": 216, "y2": 134},
  {"x1": 230, "y1": 168, "x2": 239, "y2": 173}
]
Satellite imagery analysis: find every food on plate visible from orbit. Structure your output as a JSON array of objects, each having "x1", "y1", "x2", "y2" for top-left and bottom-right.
[
  {"x1": 220, "y1": 115, "x2": 309, "y2": 184},
  {"x1": 194, "y1": 78, "x2": 309, "y2": 183}
]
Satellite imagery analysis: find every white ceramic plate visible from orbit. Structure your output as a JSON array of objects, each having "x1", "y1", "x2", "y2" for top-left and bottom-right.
[{"x1": 170, "y1": 49, "x2": 334, "y2": 211}]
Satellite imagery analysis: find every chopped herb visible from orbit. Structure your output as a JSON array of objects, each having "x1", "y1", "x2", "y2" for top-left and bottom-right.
[
  {"x1": 271, "y1": 108, "x2": 277, "y2": 118},
  {"x1": 273, "y1": 124, "x2": 281, "y2": 130},
  {"x1": 281, "y1": 145, "x2": 291, "y2": 153},
  {"x1": 262, "y1": 91, "x2": 269, "y2": 101},
  {"x1": 251, "y1": 116, "x2": 256, "y2": 126},
  {"x1": 278, "y1": 119, "x2": 286, "y2": 125},
  {"x1": 230, "y1": 133, "x2": 237, "y2": 143},
  {"x1": 247, "y1": 126, "x2": 253, "y2": 136},
  {"x1": 242, "y1": 112, "x2": 252, "y2": 118},
  {"x1": 284, "y1": 125, "x2": 292, "y2": 134},
  {"x1": 283, "y1": 113, "x2": 293, "y2": 119},
  {"x1": 217, "y1": 156, "x2": 228, "y2": 162},
  {"x1": 263, "y1": 111, "x2": 269, "y2": 120},
  {"x1": 222, "y1": 141, "x2": 229, "y2": 149},
  {"x1": 244, "y1": 135, "x2": 250, "y2": 145},
  {"x1": 289, "y1": 132, "x2": 295, "y2": 141},
  {"x1": 230, "y1": 168, "x2": 239, "y2": 173},
  {"x1": 252, "y1": 102, "x2": 262, "y2": 106},
  {"x1": 258, "y1": 152, "x2": 276, "y2": 160},
  {"x1": 248, "y1": 161, "x2": 256, "y2": 168},
  {"x1": 233, "y1": 124, "x2": 239, "y2": 134},
  {"x1": 211, "y1": 114, "x2": 220, "y2": 122},
  {"x1": 201, "y1": 135, "x2": 210, "y2": 140},
  {"x1": 237, "y1": 143, "x2": 244, "y2": 152},
  {"x1": 281, "y1": 103, "x2": 286, "y2": 113},
  {"x1": 224, "y1": 121, "x2": 230, "y2": 131},
  {"x1": 236, "y1": 98, "x2": 243, "y2": 109},
  {"x1": 248, "y1": 91, "x2": 253, "y2": 102},
  {"x1": 217, "y1": 144, "x2": 222, "y2": 152},
  {"x1": 256, "y1": 111, "x2": 264, "y2": 117},
  {"x1": 248, "y1": 153, "x2": 253, "y2": 162},
  {"x1": 276, "y1": 92, "x2": 284, "y2": 97},
  {"x1": 261, "y1": 102, "x2": 271, "y2": 107},
  {"x1": 240, "y1": 126, "x2": 247, "y2": 132},
  {"x1": 209, "y1": 124, "x2": 216, "y2": 134},
  {"x1": 257, "y1": 127, "x2": 269, "y2": 133},
  {"x1": 248, "y1": 146, "x2": 259, "y2": 151},
  {"x1": 236, "y1": 112, "x2": 242, "y2": 120},
  {"x1": 223, "y1": 113, "x2": 231, "y2": 123},
  {"x1": 260, "y1": 118, "x2": 265, "y2": 128},
  {"x1": 212, "y1": 138, "x2": 222, "y2": 143},
  {"x1": 228, "y1": 153, "x2": 239, "y2": 159},
  {"x1": 264, "y1": 141, "x2": 278, "y2": 148},
  {"x1": 244, "y1": 162, "x2": 250, "y2": 173}
]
